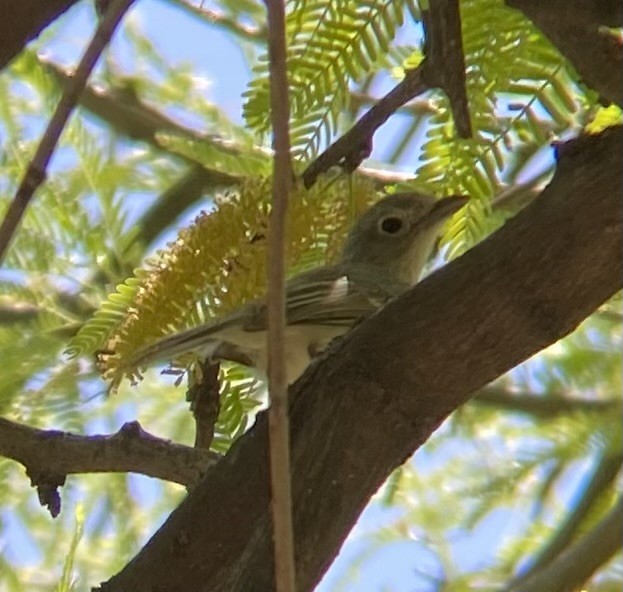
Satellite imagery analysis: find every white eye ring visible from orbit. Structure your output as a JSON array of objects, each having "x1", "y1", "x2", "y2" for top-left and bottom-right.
[{"x1": 379, "y1": 215, "x2": 404, "y2": 235}]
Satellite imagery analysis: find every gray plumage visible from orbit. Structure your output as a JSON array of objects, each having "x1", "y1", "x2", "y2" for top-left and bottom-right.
[{"x1": 129, "y1": 192, "x2": 468, "y2": 383}]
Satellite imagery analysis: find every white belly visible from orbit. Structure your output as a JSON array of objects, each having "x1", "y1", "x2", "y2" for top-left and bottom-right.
[{"x1": 218, "y1": 323, "x2": 347, "y2": 383}]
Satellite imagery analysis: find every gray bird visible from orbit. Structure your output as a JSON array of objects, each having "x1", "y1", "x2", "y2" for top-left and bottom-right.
[{"x1": 127, "y1": 192, "x2": 468, "y2": 383}]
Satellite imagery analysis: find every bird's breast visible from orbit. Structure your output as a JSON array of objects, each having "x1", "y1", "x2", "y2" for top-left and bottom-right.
[{"x1": 218, "y1": 323, "x2": 347, "y2": 383}]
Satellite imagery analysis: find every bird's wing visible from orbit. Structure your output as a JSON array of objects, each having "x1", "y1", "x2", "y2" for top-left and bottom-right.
[
  {"x1": 127, "y1": 306, "x2": 256, "y2": 368},
  {"x1": 128, "y1": 265, "x2": 406, "y2": 368},
  {"x1": 244, "y1": 264, "x2": 407, "y2": 330}
]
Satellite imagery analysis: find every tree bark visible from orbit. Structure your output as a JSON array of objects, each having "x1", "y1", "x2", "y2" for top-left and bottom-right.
[
  {"x1": 0, "y1": 0, "x2": 81, "y2": 70},
  {"x1": 99, "y1": 126, "x2": 622, "y2": 592},
  {"x1": 506, "y1": 0, "x2": 623, "y2": 107}
]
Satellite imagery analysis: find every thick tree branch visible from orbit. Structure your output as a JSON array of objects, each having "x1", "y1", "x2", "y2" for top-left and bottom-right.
[
  {"x1": 0, "y1": 418, "x2": 219, "y2": 493},
  {"x1": 0, "y1": 0, "x2": 80, "y2": 70},
  {"x1": 506, "y1": 0, "x2": 623, "y2": 107},
  {"x1": 99, "y1": 126, "x2": 622, "y2": 592}
]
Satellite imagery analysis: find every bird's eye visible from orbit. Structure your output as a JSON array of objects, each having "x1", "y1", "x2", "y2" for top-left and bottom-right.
[{"x1": 380, "y1": 216, "x2": 403, "y2": 234}]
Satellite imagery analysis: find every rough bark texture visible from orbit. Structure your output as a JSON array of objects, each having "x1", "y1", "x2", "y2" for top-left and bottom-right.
[
  {"x1": 0, "y1": 0, "x2": 81, "y2": 70},
  {"x1": 100, "y1": 127, "x2": 622, "y2": 592},
  {"x1": 507, "y1": 0, "x2": 623, "y2": 107}
]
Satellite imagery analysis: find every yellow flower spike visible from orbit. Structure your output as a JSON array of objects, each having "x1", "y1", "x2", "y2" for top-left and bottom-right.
[{"x1": 72, "y1": 174, "x2": 379, "y2": 389}]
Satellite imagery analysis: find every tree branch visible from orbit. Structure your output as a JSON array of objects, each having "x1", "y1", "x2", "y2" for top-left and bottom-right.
[
  {"x1": 302, "y1": 0, "x2": 471, "y2": 188},
  {"x1": 0, "y1": 418, "x2": 219, "y2": 505},
  {"x1": 43, "y1": 58, "x2": 253, "y2": 170},
  {"x1": 506, "y1": 0, "x2": 623, "y2": 107},
  {"x1": 507, "y1": 496, "x2": 623, "y2": 592},
  {"x1": 188, "y1": 360, "x2": 221, "y2": 450},
  {"x1": 169, "y1": 0, "x2": 267, "y2": 41},
  {"x1": 507, "y1": 450, "x2": 622, "y2": 589},
  {"x1": 473, "y1": 386, "x2": 622, "y2": 418},
  {"x1": 99, "y1": 126, "x2": 622, "y2": 592},
  {"x1": 301, "y1": 67, "x2": 428, "y2": 188},
  {"x1": 0, "y1": 0, "x2": 80, "y2": 71},
  {"x1": 0, "y1": 301, "x2": 40, "y2": 324},
  {"x1": 0, "y1": 0, "x2": 136, "y2": 265},
  {"x1": 421, "y1": 0, "x2": 471, "y2": 137},
  {"x1": 264, "y1": 0, "x2": 296, "y2": 588}
]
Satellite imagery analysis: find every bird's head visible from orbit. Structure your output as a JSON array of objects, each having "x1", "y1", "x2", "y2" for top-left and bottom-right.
[{"x1": 341, "y1": 192, "x2": 469, "y2": 286}]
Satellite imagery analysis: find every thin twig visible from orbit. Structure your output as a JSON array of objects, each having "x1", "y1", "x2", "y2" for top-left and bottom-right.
[
  {"x1": 264, "y1": 0, "x2": 296, "y2": 590},
  {"x1": 302, "y1": 66, "x2": 428, "y2": 188},
  {"x1": 349, "y1": 90, "x2": 439, "y2": 117},
  {"x1": 473, "y1": 386, "x2": 621, "y2": 417},
  {"x1": 506, "y1": 496, "x2": 623, "y2": 592},
  {"x1": 505, "y1": 451, "x2": 623, "y2": 591},
  {"x1": 170, "y1": 0, "x2": 267, "y2": 41},
  {"x1": 0, "y1": 0, "x2": 136, "y2": 265},
  {"x1": 0, "y1": 301, "x2": 40, "y2": 324},
  {"x1": 188, "y1": 360, "x2": 221, "y2": 449}
]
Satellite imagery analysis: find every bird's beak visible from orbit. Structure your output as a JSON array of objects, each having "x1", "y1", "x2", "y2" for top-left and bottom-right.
[{"x1": 421, "y1": 194, "x2": 469, "y2": 229}]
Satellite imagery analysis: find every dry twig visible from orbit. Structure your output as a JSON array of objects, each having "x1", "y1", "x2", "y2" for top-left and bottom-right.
[
  {"x1": 264, "y1": 0, "x2": 296, "y2": 589},
  {"x1": 188, "y1": 360, "x2": 221, "y2": 450}
]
